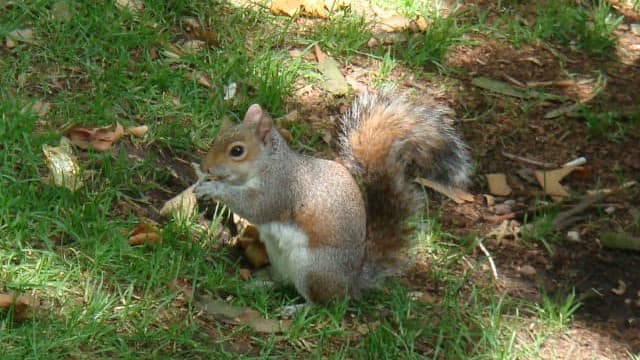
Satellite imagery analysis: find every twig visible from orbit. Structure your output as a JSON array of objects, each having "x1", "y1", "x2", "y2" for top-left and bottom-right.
[
  {"x1": 476, "y1": 238, "x2": 499, "y2": 281},
  {"x1": 502, "y1": 151, "x2": 557, "y2": 168}
]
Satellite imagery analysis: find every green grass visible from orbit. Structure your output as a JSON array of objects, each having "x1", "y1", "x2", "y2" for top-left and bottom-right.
[
  {"x1": 1, "y1": 0, "x2": 636, "y2": 358},
  {"x1": 393, "y1": 11, "x2": 470, "y2": 70},
  {"x1": 495, "y1": 0, "x2": 622, "y2": 56}
]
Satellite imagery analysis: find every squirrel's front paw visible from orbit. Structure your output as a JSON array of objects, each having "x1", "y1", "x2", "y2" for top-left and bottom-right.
[{"x1": 194, "y1": 181, "x2": 224, "y2": 201}]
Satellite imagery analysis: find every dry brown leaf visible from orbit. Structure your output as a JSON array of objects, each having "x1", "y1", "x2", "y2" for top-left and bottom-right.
[
  {"x1": 314, "y1": 45, "x2": 350, "y2": 95},
  {"x1": 51, "y1": 1, "x2": 72, "y2": 21},
  {"x1": 7, "y1": 28, "x2": 36, "y2": 45},
  {"x1": 128, "y1": 223, "x2": 162, "y2": 245},
  {"x1": 244, "y1": 242, "x2": 270, "y2": 268},
  {"x1": 414, "y1": 177, "x2": 474, "y2": 204},
  {"x1": 186, "y1": 71, "x2": 213, "y2": 89},
  {"x1": 232, "y1": 215, "x2": 270, "y2": 268},
  {"x1": 534, "y1": 166, "x2": 581, "y2": 201},
  {"x1": 486, "y1": 220, "x2": 521, "y2": 243},
  {"x1": 42, "y1": 138, "x2": 83, "y2": 191},
  {"x1": 0, "y1": 293, "x2": 38, "y2": 320},
  {"x1": 115, "y1": 0, "x2": 143, "y2": 12},
  {"x1": 31, "y1": 100, "x2": 51, "y2": 118},
  {"x1": 271, "y1": 0, "x2": 328, "y2": 18},
  {"x1": 485, "y1": 173, "x2": 512, "y2": 196},
  {"x1": 238, "y1": 268, "x2": 252, "y2": 281},
  {"x1": 126, "y1": 125, "x2": 148, "y2": 138},
  {"x1": 611, "y1": 280, "x2": 627, "y2": 295},
  {"x1": 65, "y1": 122, "x2": 125, "y2": 151},
  {"x1": 168, "y1": 278, "x2": 194, "y2": 301},
  {"x1": 159, "y1": 185, "x2": 197, "y2": 220},
  {"x1": 377, "y1": 14, "x2": 411, "y2": 32},
  {"x1": 195, "y1": 295, "x2": 288, "y2": 333}
]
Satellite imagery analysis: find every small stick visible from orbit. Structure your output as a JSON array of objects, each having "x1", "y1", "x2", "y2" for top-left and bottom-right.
[
  {"x1": 502, "y1": 151, "x2": 557, "y2": 168},
  {"x1": 476, "y1": 238, "x2": 499, "y2": 281}
]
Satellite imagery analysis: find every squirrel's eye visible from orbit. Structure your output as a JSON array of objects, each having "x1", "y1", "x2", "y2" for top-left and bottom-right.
[{"x1": 229, "y1": 145, "x2": 245, "y2": 158}]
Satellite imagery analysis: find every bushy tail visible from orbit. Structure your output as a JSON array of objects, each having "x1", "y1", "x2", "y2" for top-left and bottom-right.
[{"x1": 337, "y1": 92, "x2": 471, "y2": 288}]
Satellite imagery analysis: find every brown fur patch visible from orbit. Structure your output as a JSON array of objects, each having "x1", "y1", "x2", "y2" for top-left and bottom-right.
[
  {"x1": 305, "y1": 272, "x2": 348, "y2": 303},
  {"x1": 293, "y1": 204, "x2": 335, "y2": 248}
]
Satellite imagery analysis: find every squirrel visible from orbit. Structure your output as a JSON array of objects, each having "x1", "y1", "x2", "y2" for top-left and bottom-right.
[{"x1": 195, "y1": 92, "x2": 471, "y2": 304}]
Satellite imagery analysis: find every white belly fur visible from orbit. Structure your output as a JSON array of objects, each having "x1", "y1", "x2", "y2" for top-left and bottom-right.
[{"x1": 257, "y1": 222, "x2": 309, "y2": 284}]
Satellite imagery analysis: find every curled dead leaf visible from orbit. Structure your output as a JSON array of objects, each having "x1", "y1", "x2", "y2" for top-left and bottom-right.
[
  {"x1": 128, "y1": 223, "x2": 162, "y2": 245},
  {"x1": 160, "y1": 185, "x2": 197, "y2": 220},
  {"x1": 194, "y1": 295, "x2": 289, "y2": 333},
  {"x1": 126, "y1": 125, "x2": 148, "y2": 138},
  {"x1": 611, "y1": 280, "x2": 627, "y2": 295},
  {"x1": 42, "y1": 137, "x2": 83, "y2": 191},
  {"x1": 115, "y1": 0, "x2": 143, "y2": 12},
  {"x1": 65, "y1": 122, "x2": 125, "y2": 151},
  {"x1": 0, "y1": 293, "x2": 38, "y2": 321}
]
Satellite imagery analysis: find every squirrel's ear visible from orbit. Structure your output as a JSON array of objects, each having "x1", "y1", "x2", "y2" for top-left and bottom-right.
[{"x1": 244, "y1": 104, "x2": 273, "y2": 144}]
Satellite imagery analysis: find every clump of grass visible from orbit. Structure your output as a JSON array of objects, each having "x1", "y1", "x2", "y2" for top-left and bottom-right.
[
  {"x1": 535, "y1": 291, "x2": 581, "y2": 331},
  {"x1": 310, "y1": 13, "x2": 371, "y2": 57},
  {"x1": 532, "y1": 0, "x2": 622, "y2": 56},
  {"x1": 393, "y1": 13, "x2": 468, "y2": 69},
  {"x1": 582, "y1": 108, "x2": 640, "y2": 141}
]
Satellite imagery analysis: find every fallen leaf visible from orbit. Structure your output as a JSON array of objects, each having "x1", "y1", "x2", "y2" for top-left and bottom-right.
[
  {"x1": 51, "y1": 1, "x2": 72, "y2": 21},
  {"x1": 544, "y1": 102, "x2": 583, "y2": 119},
  {"x1": 600, "y1": 232, "x2": 640, "y2": 251},
  {"x1": 7, "y1": 28, "x2": 36, "y2": 45},
  {"x1": 485, "y1": 173, "x2": 512, "y2": 196},
  {"x1": 239, "y1": 268, "x2": 252, "y2": 281},
  {"x1": 271, "y1": 0, "x2": 332, "y2": 18},
  {"x1": 42, "y1": 137, "x2": 83, "y2": 191},
  {"x1": 414, "y1": 177, "x2": 474, "y2": 204},
  {"x1": 190, "y1": 29, "x2": 219, "y2": 48},
  {"x1": 128, "y1": 223, "x2": 162, "y2": 245},
  {"x1": 22, "y1": 100, "x2": 51, "y2": 118},
  {"x1": 314, "y1": 45, "x2": 350, "y2": 95},
  {"x1": 534, "y1": 166, "x2": 581, "y2": 201},
  {"x1": 168, "y1": 278, "x2": 194, "y2": 301},
  {"x1": 194, "y1": 295, "x2": 288, "y2": 333},
  {"x1": 244, "y1": 242, "x2": 270, "y2": 268},
  {"x1": 472, "y1": 77, "x2": 530, "y2": 99},
  {"x1": 180, "y1": 39, "x2": 206, "y2": 53},
  {"x1": 0, "y1": 293, "x2": 38, "y2": 321},
  {"x1": 160, "y1": 185, "x2": 197, "y2": 221},
  {"x1": 377, "y1": 14, "x2": 411, "y2": 32},
  {"x1": 186, "y1": 71, "x2": 213, "y2": 89},
  {"x1": 232, "y1": 215, "x2": 270, "y2": 268},
  {"x1": 115, "y1": 0, "x2": 143, "y2": 13},
  {"x1": 65, "y1": 122, "x2": 125, "y2": 151},
  {"x1": 126, "y1": 125, "x2": 148, "y2": 137},
  {"x1": 611, "y1": 280, "x2": 627, "y2": 295},
  {"x1": 486, "y1": 220, "x2": 521, "y2": 243},
  {"x1": 518, "y1": 264, "x2": 536, "y2": 277}
]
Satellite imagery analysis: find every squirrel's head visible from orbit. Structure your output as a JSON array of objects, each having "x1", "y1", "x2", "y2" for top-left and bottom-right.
[{"x1": 200, "y1": 104, "x2": 274, "y2": 185}]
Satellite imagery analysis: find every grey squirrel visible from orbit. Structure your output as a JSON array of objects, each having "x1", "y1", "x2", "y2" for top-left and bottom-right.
[{"x1": 195, "y1": 92, "x2": 471, "y2": 304}]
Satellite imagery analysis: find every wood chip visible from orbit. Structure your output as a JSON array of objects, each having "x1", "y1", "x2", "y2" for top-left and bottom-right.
[{"x1": 485, "y1": 173, "x2": 512, "y2": 196}]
